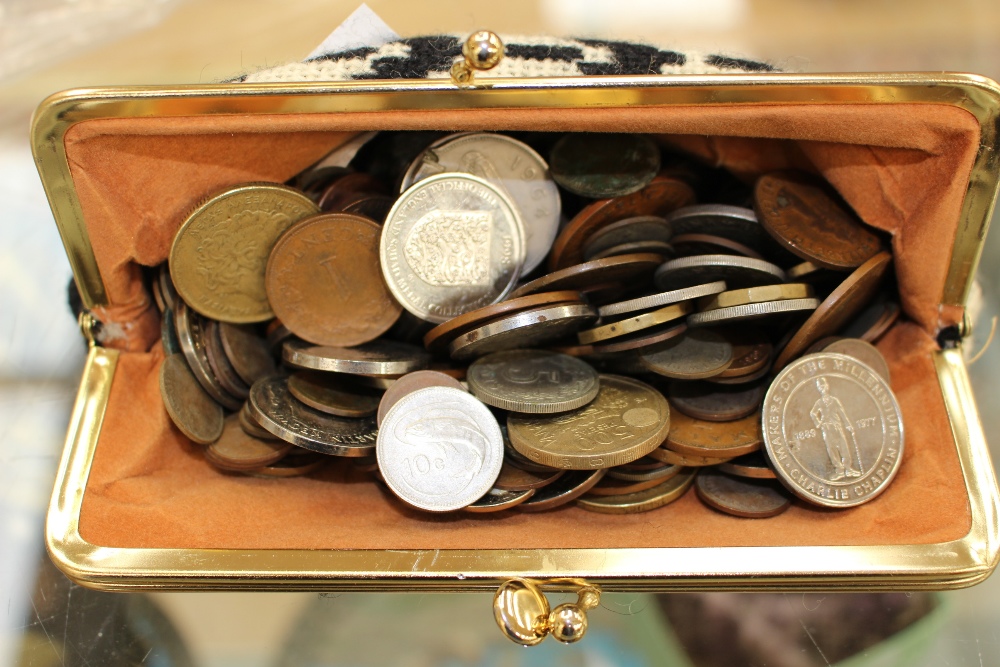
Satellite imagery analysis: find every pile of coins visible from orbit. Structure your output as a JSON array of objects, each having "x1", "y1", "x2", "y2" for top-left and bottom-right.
[{"x1": 155, "y1": 130, "x2": 905, "y2": 515}]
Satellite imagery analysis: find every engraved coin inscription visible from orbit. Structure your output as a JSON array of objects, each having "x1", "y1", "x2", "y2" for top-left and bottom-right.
[
  {"x1": 377, "y1": 386, "x2": 504, "y2": 512},
  {"x1": 763, "y1": 352, "x2": 904, "y2": 508},
  {"x1": 381, "y1": 173, "x2": 525, "y2": 323},
  {"x1": 467, "y1": 350, "x2": 599, "y2": 413}
]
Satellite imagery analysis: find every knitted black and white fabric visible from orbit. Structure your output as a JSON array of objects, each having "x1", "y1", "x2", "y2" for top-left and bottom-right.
[{"x1": 235, "y1": 34, "x2": 774, "y2": 83}]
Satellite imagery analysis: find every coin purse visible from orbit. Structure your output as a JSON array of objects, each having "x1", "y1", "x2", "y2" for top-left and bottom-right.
[{"x1": 34, "y1": 36, "x2": 1000, "y2": 608}]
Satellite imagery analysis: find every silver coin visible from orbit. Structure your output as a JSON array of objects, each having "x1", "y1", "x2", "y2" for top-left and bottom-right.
[
  {"x1": 377, "y1": 370, "x2": 468, "y2": 426},
  {"x1": 640, "y1": 329, "x2": 733, "y2": 380},
  {"x1": 598, "y1": 281, "x2": 727, "y2": 318},
  {"x1": 821, "y1": 338, "x2": 891, "y2": 382},
  {"x1": 381, "y1": 173, "x2": 525, "y2": 323},
  {"x1": 467, "y1": 350, "x2": 599, "y2": 414},
  {"x1": 174, "y1": 300, "x2": 243, "y2": 411},
  {"x1": 687, "y1": 298, "x2": 820, "y2": 327},
  {"x1": 283, "y1": 338, "x2": 430, "y2": 376},
  {"x1": 401, "y1": 133, "x2": 559, "y2": 275},
  {"x1": 655, "y1": 255, "x2": 785, "y2": 291},
  {"x1": 448, "y1": 303, "x2": 599, "y2": 361},
  {"x1": 763, "y1": 352, "x2": 904, "y2": 508},
  {"x1": 665, "y1": 204, "x2": 768, "y2": 251},
  {"x1": 377, "y1": 386, "x2": 504, "y2": 512},
  {"x1": 582, "y1": 215, "x2": 672, "y2": 259},
  {"x1": 248, "y1": 376, "x2": 377, "y2": 457}
]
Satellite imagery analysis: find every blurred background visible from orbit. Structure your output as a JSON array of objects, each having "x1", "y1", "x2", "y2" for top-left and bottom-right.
[{"x1": 2, "y1": 1, "x2": 1000, "y2": 665}]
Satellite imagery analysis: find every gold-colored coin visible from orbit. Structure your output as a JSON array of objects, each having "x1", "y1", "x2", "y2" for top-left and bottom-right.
[
  {"x1": 576, "y1": 468, "x2": 696, "y2": 514},
  {"x1": 507, "y1": 374, "x2": 670, "y2": 470},
  {"x1": 576, "y1": 302, "x2": 692, "y2": 345},
  {"x1": 205, "y1": 414, "x2": 293, "y2": 471},
  {"x1": 159, "y1": 353, "x2": 224, "y2": 445},
  {"x1": 169, "y1": 183, "x2": 319, "y2": 323},
  {"x1": 697, "y1": 283, "x2": 814, "y2": 311}
]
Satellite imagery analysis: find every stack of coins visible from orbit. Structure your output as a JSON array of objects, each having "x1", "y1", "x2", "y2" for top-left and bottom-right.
[{"x1": 155, "y1": 131, "x2": 904, "y2": 514}]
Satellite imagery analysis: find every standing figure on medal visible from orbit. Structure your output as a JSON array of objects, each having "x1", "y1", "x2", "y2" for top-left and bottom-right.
[{"x1": 809, "y1": 377, "x2": 862, "y2": 480}]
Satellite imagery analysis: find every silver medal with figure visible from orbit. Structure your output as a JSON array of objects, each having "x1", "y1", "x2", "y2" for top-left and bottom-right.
[{"x1": 762, "y1": 352, "x2": 904, "y2": 508}]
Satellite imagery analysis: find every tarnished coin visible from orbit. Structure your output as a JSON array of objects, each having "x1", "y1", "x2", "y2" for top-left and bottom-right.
[
  {"x1": 665, "y1": 410, "x2": 762, "y2": 458},
  {"x1": 160, "y1": 353, "x2": 224, "y2": 445},
  {"x1": 248, "y1": 376, "x2": 378, "y2": 456},
  {"x1": 174, "y1": 300, "x2": 243, "y2": 411},
  {"x1": 576, "y1": 468, "x2": 696, "y2": 514},
  {"x1": 287, "y1": 371, "x2": 381, "y2": 418},
  {"x1": 687, "y1": 298, "x2": 820, "y2": 327},
  {"x1": 586, "y1": 472, "x2": 680, "y2": 496},
  {"x1": 665, "y1": 204, "x2": 768, "y2": 252},
  {"x1": 598, "y1": 281, "x2": 726, "y2": 318},
  {"x1": 820, "y1": 338, "x2": 890, "y2": 382},
  {"x1": 465, "y1": 487, "x2": 536, "y2": 513},
  {"x1": 755, "y1": 171, "x2": 884, "y2": 270},
  {"x1": 773, "y1": 251, "x2": 892, "y2": 371},
  {"x1": 718, "y1": 451, "x2": 777, "y2": 480},
  {"x1": 671, "y1": 233, "x2": 763, "y2": 260},
  {"x1": 578, "y1": 302, "x2": 691, "y2": 345},
  {"x1": 380, "y1": 173, "x2": 525, "y2": 324},
  {"x1": 669, "y1": 380, "x2": 766, "y2": 422},
  {"x1": 161, "y1": 307, "x2": 181, "y2": 355},
  {"x1": 589, "y1": 240, "x2": 674, "y2": 261},
  {"x1": 582, "y1": 215, "x2": 672, "y2": 259},
  {"x1": 717, "y1": 327, "x2": 772, "y2": 378},
  {"x1": 169, "y1": 183, "x2": 319, "y2": 323},
  {"x1": 709, "y1": 364, "x2": 772, "y2": 386},
  {"x1": 317, "y1": 172, "x2": 388, "y2": 211},
  {"x1": 695, "y1": 469, "x2": 791, "y2": 518},
  {"x1": 698, "y1": 283, "x2": 814, "y2": 311},
  {"x1": 401, "y1": 132, "x2": 560, "y2": 275},
  {"x1": 283, "y1": 338, "x2": 430, "y2": 376},
  {"x1": 377, "y1": 370, "x2": 467, "y2": 426},
  {"x1": 205, "y1": 414, "x2": 293, "y2": 471},
  {"x1": 763, "y1": 352, "x2": 904, "y2": 507},
  {"x1": 648, "y1": 447, "x2": 733, "y2": 467},
  {"x1": 448, "y1": 303, "x2": 599, "y2": 361},
  {"x1": 377, "y1": 386, "x2": 504, "y2": 512},
  {"x1": 219, "y1": 322, "x2": 277, "y2": 386},
  {"x1": 467, "y1": 350, "x2": 599, "y2": 413},
  {"x1": 204, "y1": 319, "x2": 250, "y2": 400},
  {"x1": 239, "y1": 402, "x2": 276, "y2": 440},
  {"x1": 511, "y1": 253, "x2": 662, "y2": 300},
  {"x1": 507, "y1": 374, "x2": 670, "y2": 469},
  {"x1": 841, "y1": 295, "x2": 900, "y2": 342},
  {"x1": 640, "y1": 329, "x2": 733, "y2": 380},
  {"x1": 607, "y1": 462, "x2": 682, "y2": 483},
  {"x1": 516, "y1": 469, "x2": 607, "y2": 512},
  {"x1": 655, "y1": 255, "x2": 786, "y2": 291},
  {"x1": 550, "y1": 133, "x2": 661, "y2": 198},
  {"x1": 266, "y1": 213, "x2": 402, "y2": 346},
  {"x1": 493, "y1": 461, "x2": 565, "y2": 492},
  {"x1": 338, "y1": 193, "x2": 395, "y2": 223}
]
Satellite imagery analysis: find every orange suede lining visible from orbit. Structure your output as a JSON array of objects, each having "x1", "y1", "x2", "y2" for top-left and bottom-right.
[{"x1": 65, "y1": 102, "x2": 979, "y2": 550}]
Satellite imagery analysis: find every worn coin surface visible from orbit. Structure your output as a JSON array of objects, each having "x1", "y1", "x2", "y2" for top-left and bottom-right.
[
  {"x1": 174, "y1": 300, "x2": 243, "y2": 411},
  {"x1": 670, "y1": 233, "x2": 764, "y2": 260},
  {"x1": 248, "y1": 376, "x2": 378, "y2": 456},
  {"x1": 598, "y1": 281, "x2": 726, "y2": 318},
  {"x1": 283, "y1": 338, "x2": 431, "y2": 375},
  {"x1": 665, "y1": 410, "x2": 762, "y2": 458},
  {"x1": 655, "y1": 255, "x2": 785, "y2": 292},
  {"x1": 698, "y1": 283, "x2": 814, "y2": 311},
  {"x1": 755, "y1": 171, "x2": 884, "y2": 270},
  {"x1": 589, "y1": 240, "x2": 674, "y2": 261},
  {"x1": 266, "y1": 213, "x2": 402, "y2": 346},
  {"x1": 287, "y1": 371, "x2": 382, "y2": 418},
  {"x1": 465, "y1": 487, "x2": 536, "y2": 512},
  {"x1": 695, "y1": 468, "x2": 791, "y2": 518},
  {"x1": 448, "y1": 303, "x2": 599, "y2": 360},
  {"x1": 377, "y1": 386, "x2": 504, "y2": 512},
  {"x1": 648, "y1": 447, "x2": 733, "y2": 467},
  {"x1": 204, "y1": 319, "x2": 250, "y2": 400},
  {"x1": 169, "y1": 183, "x2": 319, "y2": 323},
  {"x1": 576, "y1": 468, "x2": 696, "y2": 514},
  {"x1": 718, "y1": 451, "x2": 777, "y2": 479},
  {"x1": 380, "y1": 173, "x2": 525, "y2": 323},
  {"x1": 717, "y1": 327, "x2": 772, "y2": 378},
  {"x1": 161, "y1": 307, "x2": 181, "y2": 355},
  {"x1": 510, "y1": 254, "x2": 663, "y2": 300},
  {"x1": 665, "y1": 204, "x2": 768, "y2": 252},
  {"x1": 402, "y1": 132, "x2": 560, "y2": 275},
  {"x1": 160, "y1": 353, "x2": 224, "y2": 445},
  {"x1": 516, "y1": 469, "x2": 607, "y2": 512},
  {"x1": 493, "y1": 461, "x2": 565, "y2": 492},
  {"x1": 841, "y1": 296, "x2": 900, "y2": 342},
  {"x1": 763, "y1": 352, "x2": 904, "y2": 507},
  {"x1": 550, "y1": 133, "x2": 661, "y2": 198},
  {"x1": 507, "y1": 374, "x2": 670, "y2": 469},
  {"x1": 607, "y1": 462, "x2": 682, "y2": 483},
  {"x1": 578, "y1": 302, "x2": 692, "y2": 345},
  {"x1": 376, "y1": 370, "x2": 467, "y2": 426},
  {"x1": 205, "y1": 414, "x2": 292, "y2": 471},
  {"x1": 467, "y1": 350, "x2": 599, "y2": 413},
  {"x1": 640, "y1": 329, "x2": 733, "y2": 380},
  {"x1": 560, "y1": 322, "x2": 688, "y2": 358},
  {"x1": 582, "y1": 215, "x2": 672, "y2": 259},
  {"x1": 239, "y1": 402, "x2": 276, "y2": 440},
  {"x1": 669, "y1": 380, "x2": 766, "y2": 422},
  {"x1": 687, "y1": 298, "x2": 820, "y2": 327},
  {"x1": 219, "y1": 322, "x2": 276, "y2": 386},
  {"x1": 821, "y1": 338, "x2": 890, "y2": 382}
]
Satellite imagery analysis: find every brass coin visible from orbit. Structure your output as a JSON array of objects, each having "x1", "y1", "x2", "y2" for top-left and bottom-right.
[
  {"x1": 246, "y1": 453, "x2": 328, "y2": 478},
  {"x1": 204, "y1": 319, "x2": 250, "y2": 400},
  {"x1": 465, "y1": 487, "x2": 536, "y2": 513},
  {"x1": 448, "y1": 303, "x2": 599, "y2": 361},
  {"x1": 718, "y1": 451, "x2": 777, "y2": 480},
  {"x1": 174, "y1": 300, "x2": 243, "y2": 411},
  {"x1": 687, "y1": 298, "x2": 820, "y2": 327},
  {"x1": 493, "y1": 461, "x2": 565, "y2": 492},
  {"x1": 422, "y1": 290, "x2": 583, "y2": 354},
  {"x1": 787, "y1": 260, "x2": 838, "y2": 285},
  {"x1": 219, "y1": 322, "x2": 277, "y2": 386},
  {"x1": 665, "y1": 204, "x2": 769, "y2": 253},
  {"x1": 159, "y1": 353, "x2": 224, "y2": 445},
  {"x1": 648, "y1": 447, "x2": 733, "y2": 467},
  {"x1": 581, "y1": 322, "x2": 688, "y2": 357},
  {"x1": 377, "y1": 370, "x2": 467, "y2": 426},
  {"x1": 607, "y1": 462, "x2": 682, "y2": 483},
  {"x1": 640, "y1": 329, "x2": 733, "y2": 380},
  {"x1": 549, "y1": 174, "x2": 695, "y2": 270},
  {"x1": 654, "y1": 255, "x2": 786, "y2": 291},
  {"x1": 582, "y1": 215, "x2": 672, "y2": 259},
  {"x1": 512, "y1": 253, "x2": 663, "y2": 300},
  {"x1": 248, "y1": 376, "x2": 378, "y2": 456},
  {"x1": 205, "y1": 414, "x2": 293, "y2": 471},
  {"x1": 577, "y1": 302, "x2": 691, "y2": 345},
  {"x1": 821, "y1": 338, "x2": 891, "y2": 382},
  {"x1": 169, "y1": 183, "x2": 319, "y2": 323},
  {"x1": 665, "y1": 409, "x2": 762, "y2": 458},
  {"x1": 586, "y1": 473, "x2": 679, "y2": 496},
  {"x1": 161, "y1": 307, "x2": 181, "y2": 355},
  {"x1": 670, "y1": 233, "x2": 764, "y2": 260},
  {"x1": 773, "y1": 251, "x2": 892, "y2": 371},
  {"x1": 755, "y1": 171, "x2": 884, "y2": 270},
  {"x1": 598, "y1": 281, "x2": 726, "y2": 318},
  {"x1": 516, "y1": 469, "x2": 607, "y2": 512},
  {"x1": 287, "y1": 371, "x2": 382, "y2": 418},
  {"x1": 695, "y1": 468, "x2": 791, "y2": 518},
  {"x1": 507, "y1": 374, "x2": 670, "y2": 470},
  {"x1": 550, "y1": 133, "x2": 661, "y2": 198},
  {"x1": 575, "y1": 468, "x2": 696, "y2": 514},
  {"x1": 668, "y1": 380, "x2": 766, "y2": 422},
  {"x1": 283, "y1": 338, "x2": 431, "y2": 376},
  {"x1": 841, "y1": 295, "x2": 900, "y2": 342},
  {"x1": 697, "y1": 283, "x2": 814, "y2": 311},
  {"x1": 716, "y1": 327, "x2": 772, "y2": 378},
  {"x1": 589, "y1": 240, "x2": 674, "y2": 261},
  {"x1": 266, "y1": 213, "x2": 401, "y2": 347},
  {"x1": 239, "y1": 402, "x2": 277, "y2": 440},
  {"x1": 467, "y1": 350, "x2": 599, "y2": 414}
]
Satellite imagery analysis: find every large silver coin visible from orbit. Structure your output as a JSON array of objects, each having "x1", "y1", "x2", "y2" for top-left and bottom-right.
[
  {"x1": 377, "y1": 386, "x2": 504, "y2": 512},
  {"x1": 467, "y1": 350, "x2": 599, "y2": 413},
  {"x1": 401, "y1": 133, "x2": 559, "y2": 274},
  {"x1": 763, "y1": 352, "x2": 904, "y2": 508},
  {"x1": 655, "y1": 255, "x2": 785, "y2": 291},
  {"x1": 283, "y1": 338, "x2": 430, "y2": 376},
  {"x1": 687, "y1": 298, "x2": 820, "y2": 327},
  {"x1": 381, "y1": 173, "x2": 526, "y2": 323},
  {"x1": 448, "y1": 303, "x2": 598, "y2": 360},
  {"x1": 665, "y1": 204, "x2": 768, "y2": 252}
]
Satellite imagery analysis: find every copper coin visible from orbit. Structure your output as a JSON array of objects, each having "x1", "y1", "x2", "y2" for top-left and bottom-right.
[
  {"x1": 376, "y1": 370, "x2": 467, "y2": 426},
  {"x1": 219, "y1": 322, "x2": 277, "y2": 386},
  {"x1": 204, "y1": 319, "x2": 250, "y2": 400},
  {"x1": 504, "y1": 437, "x2": 562, "y2": 474},
  {"x1": 640, "y1": 329, "x2": 732, "y2": 379},
  {"x1": 648, "y1": 447, "x2": 733, "y2": 467},
  {"x1": 668, "y1": 380, "x2": 766, "y2": 422},
  {"x1": 586, "y1": 473, "x2": 679, "y2": 496},
  {"x1": 205, "y1": 414, "x2": 293, "y2": 471},
  {"x1": 239, "y1": 402, "x2": 277, "y2": 440},
  {"x1": 266, "y1": 213, "x2": 402, "y2": 347},
  {"x1": 317, "y1": 172, "x2": 388, "y2": 211},
  {"x1": 160, "y1": 353, "x2": 224, "y2": 445},
  {"x1": 174, "y1": 300, "x2": 243, "y2": 411},
  {"x1": 821, "y1": 338, "x2": 891, "y2": 382},
  {"x1": 606, "y1": 462, "x2": 682, "y2": 483},
  {"x1": 755, "y1": 171, "x2": 884, "y2": 270},
  {"x1": 549, "y1": 175, "x2": 695, "y2": 270},
  {"x1": 516, "y1": 469, "x2": 608, "y2": 512},
  {"x1": 266, "y1": 320, "x2": 294, "y2": 355},
  {"x1": 773, "y1": 251, "x2": 892, "y2": 371},
  {"x1": 582, "y1": 215, "x2": 672, "y2": 259},
  {"x1": 665, "y1": 409, "x2": 762, "y2": 458},
  {"x1": 619, "y1": 455, "x2": 672, "y2": 471},
  {"x1": 550, "y1": 133, "x2": 661, "y2": 198},
  {"x1": 695, "y1": 468, "x2": 791, "y2": 518},
  {"x1": 718, "y1": 451, "x2": 777, "y2": 480},
  {"x1": 510, "y1": 254, "x2": 663, "y2": 300},
  {"x1": 708, "y1": 363, "x2": 772, "y2": 386},
  {"x1": 665, "y1": 204, "x2": 768, "y2": 252},
  {"x1": 448, "y1": 303, "x2": 599, "y2": 361},
  {"x1": 338, "y1": 193, "x2": 395, "y2": 223},
  {"x1": 287, "y1": 371, "x2": 382, "y2": 418},
  {"x1": 422, "y1": 290, "x2": 583, "y2": 354},
  {"x1": 246, "y1": 453, "x2": 328, "y2": 478},
  {"x1": 493, "y1": 461, "x2": 565, "y2": 492},
  {"x1": 589, "y1": 240, "x2": 674, "y2": 261},
  {"x1": 655, "y1": 255, "x2": 786, "y2": 291},
  {"x1": 716, "y1": 327, "x2": 771, "y2": 378},
  {"x1": 576, "y1": 468, "x2": 696, "y2": 514},
  {"x1": 671, "y1": 233, "x2": 764, "y2": 260},
  {"x1": 465, "y1": 488, "x2": 536, "y2": 513},
  {"x1": 841, "y1": 296, "x2": 900, "y2": 342}
]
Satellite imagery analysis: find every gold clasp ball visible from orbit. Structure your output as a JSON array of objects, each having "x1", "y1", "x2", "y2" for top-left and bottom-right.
[{"x1": 463, "y1": 30, "x2": 504, "y2": 71}]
